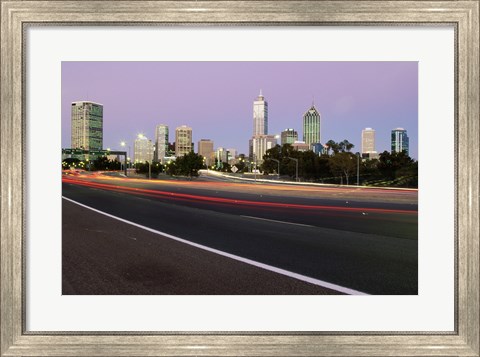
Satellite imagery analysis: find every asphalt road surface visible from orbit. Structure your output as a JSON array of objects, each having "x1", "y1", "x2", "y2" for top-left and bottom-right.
[{"x1": 62, "y1": 172, "x2": 418, "y2": 295}]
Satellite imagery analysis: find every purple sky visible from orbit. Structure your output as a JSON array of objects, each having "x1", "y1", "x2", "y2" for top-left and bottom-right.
[{"x1": 62, "y1": 62, "x2": 418, "y2": 158}]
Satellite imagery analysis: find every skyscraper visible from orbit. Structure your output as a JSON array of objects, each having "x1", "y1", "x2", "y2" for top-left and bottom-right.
[
  {"x1": 175, "y1": 125, "x2": 193, "y2": 157},
  {"x1": 391, "y1": 128, "x2": 409, "y2": 155},
  {"x1": 362, "y1": 128, "x2": 376, "y2": 154},
  {"x1": 253, "y1": 90, "x2": 268, "y2": 136},
  {"x1": 71, "y1": 101, "x2": 103, "y2": 150},
  {"x1": 250, "y1": 90, "x2": 275, "y2": 164},
  {"x1": 134, "y1": 134, "x2": 154, "y2": 163},
  {"x1": 281, "y1": 128, "x2": 298, "y2": 145},
  {"x1": 303, "y1": 104, "x2": 321, "y2": 148},
  {"x1": 155, "y1": 124, "x2": 169, "y2": 163},
  {"x1": 198, "y1": 139, "x2": 214, "y2": 166}
]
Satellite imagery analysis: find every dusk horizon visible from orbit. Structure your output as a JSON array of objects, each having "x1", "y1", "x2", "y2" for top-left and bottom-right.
[{"x1": 61, "y1": 61, "x2": 418, "y2": 159}]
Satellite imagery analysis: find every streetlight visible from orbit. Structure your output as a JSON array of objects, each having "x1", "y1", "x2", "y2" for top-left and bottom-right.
[
  {"x1": 287, "y1": 157, "x2": 299, "y2": 182},
  {"x1": 356, "y1": 152, "x2": 360, "y2": 186},
  {"x1": 270, "y1": 158, "x2": 280, "y2": 180},
  {"x1": 120, "y1": 141, "x2": 131, "y2": 173}
]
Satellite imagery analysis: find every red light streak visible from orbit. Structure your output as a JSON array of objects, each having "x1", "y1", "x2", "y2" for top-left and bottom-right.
[{"x1": 62, "y1": 177, "x2": 417, "y2": 215}]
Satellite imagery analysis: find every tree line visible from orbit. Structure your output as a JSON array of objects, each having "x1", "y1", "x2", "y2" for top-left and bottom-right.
[
  {"x1": 62, "y1": 139, "x2": 418, "y2": 187},
  {"x1": 260, "y1": 141, "x2": 417, "y2": 187}
]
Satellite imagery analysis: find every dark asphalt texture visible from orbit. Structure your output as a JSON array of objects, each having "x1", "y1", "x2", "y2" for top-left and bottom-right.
[
  {"x1": 62, "y1": 176, "x2": 418, "y2": 295},
  {"x1": 62, "y1": 199, "x2": 340, "y2": 295}
]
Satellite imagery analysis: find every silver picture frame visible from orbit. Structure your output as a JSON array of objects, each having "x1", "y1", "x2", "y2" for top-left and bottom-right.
[{"x1": 1, "y1": 1, "x2": 479, "y2": 356}]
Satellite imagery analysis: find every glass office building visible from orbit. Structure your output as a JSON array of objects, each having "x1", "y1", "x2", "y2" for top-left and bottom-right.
[
  {"x1": 391, "y1": 128, "x2": 409, "y2": 155},
  {"x1": 71, "y1": 101, "x2": 103, "y2": 150},
  {"x1": 303, "y1": 105, "x2": 321, "y2": 148},
  {"x1": 155, "y1": 124, "x2": 169, "y2": 163}
]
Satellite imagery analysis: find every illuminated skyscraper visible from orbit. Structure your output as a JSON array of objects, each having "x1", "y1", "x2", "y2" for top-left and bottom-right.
[
  {"x1": 71, "y1": 101, "x2": 103, "y2": 150},
  {"x1": 134, "y1": 134, "x2": 154, "y2": 163},
  {"x1": 175, "y1": 125, "x2": 193, "y2": 157},
  {"x1": 362, "y1": 128, "x2": 376, "y2": 154},
  {"x1": 391, "y1": 128, "x2": 409, "y2": 155},
  {"x1": 155, "y1": 124, "x2": 169, "y2": 163},
  {"x1": 303, "y1": 104, "x2": 321, "y2": 148},
  {"x1": 250, "y1": 90, "x2": 274, "y2": 163},
  {"x1": 253, "y1": 90, "x2": 268, "y2": 136}
]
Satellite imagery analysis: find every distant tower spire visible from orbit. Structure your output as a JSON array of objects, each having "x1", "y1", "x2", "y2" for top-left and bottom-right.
[
  {"x1": 312, "y1": 95, "x2": 315, "y2": 107},
  {"x1": 259, "y1": 89, "x2": 263, "y2": 96}
]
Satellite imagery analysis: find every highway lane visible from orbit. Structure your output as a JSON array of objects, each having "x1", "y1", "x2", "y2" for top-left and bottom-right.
[
  {"x1": 63, "y1": 174, "x2": 417, "y2": 239},
  {"x1": 66, "y1": 171, "x2": 418, "y2": 205},
  {"x1": 62, "y1": 199, "x2": 342, "y2": 295},
  {"x1": 62, "y1": 175, "x2": 417, "y2": 295}
]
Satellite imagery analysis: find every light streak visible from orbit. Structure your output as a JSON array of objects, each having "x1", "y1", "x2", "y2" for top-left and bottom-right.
[{"x1": 62, "y1": 177, "x2": 417, "y2": 215}]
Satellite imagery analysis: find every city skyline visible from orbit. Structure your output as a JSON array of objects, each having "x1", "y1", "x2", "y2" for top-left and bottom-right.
[{"x1": 62, "y1": 61, "x2": 418, "y2": 158}]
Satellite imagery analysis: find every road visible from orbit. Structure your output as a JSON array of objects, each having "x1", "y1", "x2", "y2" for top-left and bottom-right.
[{"x1": 62, "y1": 171, "x2": 418, "y2": 295}]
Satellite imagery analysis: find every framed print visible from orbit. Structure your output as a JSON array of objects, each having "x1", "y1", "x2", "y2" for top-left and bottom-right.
[{"x1": 1, "y1": 0, "x2": 479, "y2": 356}]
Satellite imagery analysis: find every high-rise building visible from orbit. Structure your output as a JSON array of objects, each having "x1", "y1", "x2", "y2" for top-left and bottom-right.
[
  {"x1": 303, "y1": 104, "x2": 321, "y2": 148},
  {"x1": 253, "y1": 90, "x2": 268, "y2": 136},
  {"x1": 198, "y1": 139, "x2": 214, "y2": 166},
  {"x1": 281, "y1": 128, "x2": 298, "y2": 145},
  {"x1": 251, "y1": 135, "x2": 277, "y2": 164},
  {"x1": 155, "y1": 124, "x2": 169, "y2": 163},
  {"x1": 134, "y1": 134, "x2": 154, "y2": 163},
  {"x1": 175, "y1": 125, "x2": 193, "y2": 157},
  {"x1": 250, "y1": 90, "x2": 274, "y2": 163},
  {"x1": 391, "y1": 128, "x2": 409, "y2": 155},
  {"x1": 71, "y1": 101, "x2": 103, "y2": 150},
  {"x1": 362, "y1": 128, "x2": 376, "y2": 154}
]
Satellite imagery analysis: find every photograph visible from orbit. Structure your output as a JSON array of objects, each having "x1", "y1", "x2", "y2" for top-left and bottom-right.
[
  {"x1": 61, "y1": 61, "x2": 418, "y2": 295},
  {"x1": 2, "y1": 0, "x2": 479, "y2": 355}
]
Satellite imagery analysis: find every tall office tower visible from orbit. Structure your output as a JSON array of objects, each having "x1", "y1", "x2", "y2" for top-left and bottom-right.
[
  {"x1": 198, "y1": 139, "x2": 214, "y2": 166},
  {"x1": 391, "y1": 128, "x2": 409, "y2": 155},
  {"x1": 155, "y1": 124, "x2": 169, "y2": 163},
  {"x1": 134, "y1": 134, "x2": 154, "y2": 163},
  {"x1": 251, "y1": 135, "x2": 277, "y2": 165},
  {"x1": 281, "y1": 128, "x2": 298, "y2": 145},
  {"x1": 253, "y1": 90, "x2": 268, "y2": 136},
  {"x1": 303, "y1": 104, "x2": 321, "y2": 148},
  {"x1": 71, "y1": 101, "x2": 103, "y2": 150},
  {"x1": 362, "y1": 128, "x2": 376, "y2": 154},
  {"x1": 175, "y1": 125, "x2": 193, "y2": 157},
  {"x1": 250, "y1": 90, "x2": 272, "y2": 163}
]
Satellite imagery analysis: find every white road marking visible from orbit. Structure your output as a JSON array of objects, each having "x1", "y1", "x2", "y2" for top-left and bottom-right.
[
  {"x1": 62, "y1": 196, "x2": 368, "y2": 295},
  {"x1": 241, "y1": 215, "x2": 315, "y2": 228}
]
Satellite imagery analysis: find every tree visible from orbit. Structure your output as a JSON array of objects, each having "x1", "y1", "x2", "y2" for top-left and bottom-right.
[
  {"x1": 329, "y1": 152, "x2": 357, "y2": 185},
  {"x1": 92, "y1": 156, "x2": 110, "y2": 170},
  {"x1": 325, "y1": 140, "x2": 339, "y2": 154},
  {"x1": 167, "y1": 152, "x2": 204, "y2": 177},
  {"x1": 341, "y1": 139, "x2": 354, "y2": 152},
  {"x1": 377, "y1": 151, "x2": 415, "y2": 180},
  {"x1": 135, "y1": 161, "x2": 163, "y2": 177},
  {"x1": 62, "y1": 158, "x2": 81, "y2": 169}
]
